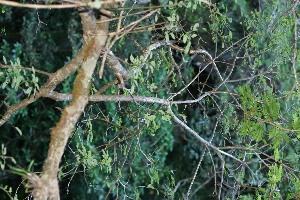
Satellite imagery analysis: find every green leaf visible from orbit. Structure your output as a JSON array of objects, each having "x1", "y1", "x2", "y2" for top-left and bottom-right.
[
  {"x1": 179, "y1": 114, "x2": 187, "y2": 123},
  {"x1": 154, "y1": 15, "x2": 158, "y2": 22},
  {"x1": 193, "y1": 23, "x2": 199, "y2": 31},
  {"x1": 93, "y1": 0, "x2": 101, "y2": 9},
  {"x1": 165, "y1": 32, "x2": 170, "y2": 42},
  {"x1": 184, "y1": 41, "x2": 191, "y2": 54},
  {"x1": 147, "y1": 184, "x2": 155, "y2": 189},
  {"x1": 130, "y1": 54, "x2": 135, "y2": 63},
  {"x1": 1, "y1": 144, "x2": 6, "y2": 155},
  {"x1": 31, "y1": 66, "x2": 35, "y2": 75},
  {"x1": 191, "y1": 34, "x2": 197, "y2": 38},
  {"x1": 187, "y1": 1, "x2": 192, "y2": 8},
  {"x1": 3, "y1": 56, "x2": 7, "y2": 64},
  {"x1": 274, "y1": 149, "x2": 280, "y2": 162},
  {"x1": 2, "y1": 78, "x2": 9, "y2": 89},
  {"x1": 162, "y1": 114, "x2": 171, "y2": 123},
  {"x1": 27, "y1": 160, "x2": 34, "y2": 171},
  {"x1": 14, "y1": 127, "x2": 22, "y2": 136},
  {"x1": 24, "y1": 87, "x2": 32, "y2": 95},
  {"x1": 170, "y1": 32, "x2": 175, "y2": 40},
  {"x1": 147, "y1": 184, "x2": 159, "y2": 195},
  {"x1": 183, "y1": 34, "x2": 188, "y2": 44}
]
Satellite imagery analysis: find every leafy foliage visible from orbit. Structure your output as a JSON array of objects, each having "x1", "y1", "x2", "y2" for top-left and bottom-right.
[{"x1": 0, "y1": 0, "x2": 299, "y2": 199}]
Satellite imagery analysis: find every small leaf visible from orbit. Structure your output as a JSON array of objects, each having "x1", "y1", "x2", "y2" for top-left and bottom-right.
[
  {"x1": 165, "y1": 32, "x2": 170, "y2": 42},
  {"x1": 162, "y1": 114, "x2": 171, "y2": 123},
  {"x1": 2, "y1": 144, "x2": 6, "y2": 155},
  {"x1": 14, "y1": 127, "x2": 22, "y2": 135},
  {"x1": 3, "y1": 56, "x2": 7, "y2": 64},
  {"x1": 170, "y1": 32, "x2": 175, "y2": 39},
  {"x1": 187, "y1": 2, "x2": 192, "y2": 8},
  {"x1": 191, "y1": 34, "x2": 197, "y2": 38},
  {"x1": 93, "y1": 0, "x2": 101, "y2": 9},
  {"x1": 193, "y1": 23, "x2": 199, "y2": 31},
  {"x1": 178, "y1": 1, "x2": 184, "y2": 7},
  {"x1": 15, "y1": 57, "x2": 20, "y2": 66},
  {"x1": 147, "y1": 184, "x2": 155, "y2": 189},
  {"x1": 184, "y1": 41, "x2": 191, "y2": 54},
  {"x1": 183, "y1": 34, "x2": 188, "y2": 44},
  {"x1": 274, "y1": 149, "x2": 280, "y2": 162},
  {"x1": 229, "y1": 30, "x2": 232, "y2": 39},
  {"x1": 130, "y1": 84, "x2": 135, "y2": 94},
  {"x1": 28, "y1": 160, "x2": 35, "y2": 171},
  {"x1": 11, "y1": 157, "x2": 16, "y2": 164},
  {"x1": 31, "y1": 66, "x2": 35, "y2": 75},
  {"x1": 24, "y1": 87, "x2": 32, "y2": 95},
  {"x1": 179, "y1": 114, "x2": 187, "y2": 123},
  {"x1": 2, "y1": 79, "x2": 9, "y2": 89}
]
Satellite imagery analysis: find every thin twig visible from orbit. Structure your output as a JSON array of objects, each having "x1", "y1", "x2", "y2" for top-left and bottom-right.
[
  {"x1": 291, "y1": 0, "x2": 299, "y2": 86},
  {"x1": 0, "y1": 0, "x2": 82, "y2": 9},
  {"x1": 0, "y1": 0, "x2": 128, "y2": 9},
  {"x1": 168, "y1": 105, "x2": 244, "y2": 163},
  {"x1": 0, "y1": 63, "x2": 52, "y2": 76}
]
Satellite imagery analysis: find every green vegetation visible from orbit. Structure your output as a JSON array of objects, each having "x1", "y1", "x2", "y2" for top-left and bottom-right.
[{"x1": 0, "y1": 0, "x2": 299, "y2": 199}]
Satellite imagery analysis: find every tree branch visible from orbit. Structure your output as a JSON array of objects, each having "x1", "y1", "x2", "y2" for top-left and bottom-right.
[
  {"x1": 168, "y1": 105, "x2": 244, "y2": 163},
  {"x1": 0, "y1": 64, "x2": 52, "y2": 76},
  {"x1": 31, "y1": 8, "x2": 110, "y2": 200},
  {"x1": 0, "y1": 0, "x2": 129, "y2": 9},
  {"x1": 0, "y1": 0, "x2": 82, "y2": 9},
  {"x1": 0, "y1": 21, "x2": 91, "y2": 126}
]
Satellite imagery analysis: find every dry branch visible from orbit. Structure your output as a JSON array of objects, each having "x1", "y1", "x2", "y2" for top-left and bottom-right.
[
  {"x1": 0, "y1": 0, "x2": 82, "y2": 9},
  {"x1": 0, "y1": 0, "x2": 128, "y2": 9}
]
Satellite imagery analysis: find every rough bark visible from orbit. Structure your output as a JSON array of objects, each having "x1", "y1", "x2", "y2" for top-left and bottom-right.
[{"x1": 30, "y1": 9, "x2": 110, "y2": 200}]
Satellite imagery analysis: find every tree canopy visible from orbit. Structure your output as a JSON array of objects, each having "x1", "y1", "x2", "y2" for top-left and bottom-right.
[{"x1": 0, "y1": 0, "x2": 299, "y2": 199}]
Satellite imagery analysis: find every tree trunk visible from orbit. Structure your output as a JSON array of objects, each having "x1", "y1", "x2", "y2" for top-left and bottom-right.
[{"x1": 31, "y1": 9, "x2": 110, "y2": 200}]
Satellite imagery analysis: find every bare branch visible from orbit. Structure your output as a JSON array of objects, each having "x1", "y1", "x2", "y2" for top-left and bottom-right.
[
  {"x1": 168, "y1": 105, "x2": 244, "y2": 163},
  {"x1": 0, "y1": 94, "x2": 41, "y2": 126},
  {"x1": 45, "y1": 90, "x2": 236, "y2": 106},
  {"x1": 94, "y1": 79, "x2": 119, "y2": 95},
  {"x1": 0, "y1": 0, "x2": 82, "y2": 9},
  {"x1": 0, "y1": 0, "x2": 129, "y2": 9},
  {"x1": 46, "y1": 92, "x2": 170, "y2": 105},
  {"x1": 106, "y1": 51, "x2": 130, "y2": 88}
]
